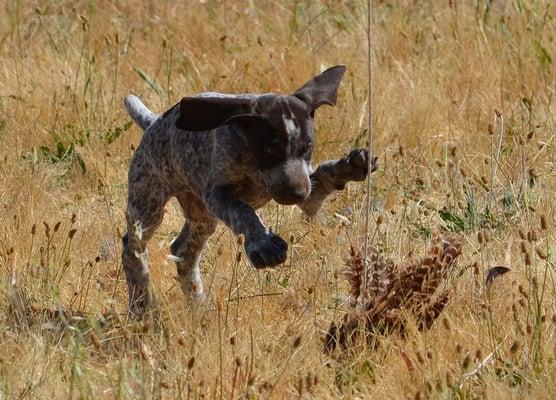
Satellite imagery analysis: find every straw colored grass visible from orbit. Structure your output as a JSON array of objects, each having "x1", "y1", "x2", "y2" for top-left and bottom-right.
[{"x1": 0, "y1": 1, "x2": 555, "y2": 399}]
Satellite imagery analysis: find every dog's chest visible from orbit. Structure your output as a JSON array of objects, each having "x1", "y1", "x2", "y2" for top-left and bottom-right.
[{"x1": 231, "y1": 178, "x2": 272, "y2": 209}]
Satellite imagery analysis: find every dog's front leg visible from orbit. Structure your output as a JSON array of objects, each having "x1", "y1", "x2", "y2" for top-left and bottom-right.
[
  {"x1": 299, "y1": 149, "x2": 378, "y2": 217},
  {"x1": 204, "y1": 186, "x2": 288, "y2": 268}
]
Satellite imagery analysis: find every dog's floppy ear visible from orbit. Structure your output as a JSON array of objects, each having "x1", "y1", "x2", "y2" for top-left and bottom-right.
[
  {"x1": 176, "y1": 97, "x2": 253, "y2": 131},
  {"x1": 293, "y1": 65, "x2": 346, "y2": 112}
]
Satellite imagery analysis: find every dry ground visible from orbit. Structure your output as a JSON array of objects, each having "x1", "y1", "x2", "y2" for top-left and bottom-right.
[{"x1": 0, "y1": 1, "x2": 555, "y2": 399}]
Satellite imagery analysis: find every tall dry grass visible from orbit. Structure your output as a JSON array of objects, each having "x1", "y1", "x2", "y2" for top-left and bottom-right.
[{"x1": 0, "y1": 0, "x2": 555, "y2": 398}]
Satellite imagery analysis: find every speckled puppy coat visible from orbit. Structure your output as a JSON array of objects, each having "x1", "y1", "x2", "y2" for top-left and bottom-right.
[{"x1": 122, "y1": 66, "x2": 377, "y2": 314}]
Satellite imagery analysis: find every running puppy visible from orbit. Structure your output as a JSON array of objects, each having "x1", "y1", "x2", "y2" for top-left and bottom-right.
[{"x1": 122, "y1": 65, "x2": 377, "y2": 314}]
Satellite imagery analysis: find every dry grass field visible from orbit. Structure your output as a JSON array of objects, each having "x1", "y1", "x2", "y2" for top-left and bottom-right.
[{"x1": 1, "y1": 0, "x2": 555, "y2": 398}]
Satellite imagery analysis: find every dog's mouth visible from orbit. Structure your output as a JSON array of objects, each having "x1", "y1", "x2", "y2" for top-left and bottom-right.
[
  {"x1": 262, "y1": 177, "x2": 310, "y2": 205},
  {"x1": 272, "y1": 190, "x2": 309, "y2": 205}
]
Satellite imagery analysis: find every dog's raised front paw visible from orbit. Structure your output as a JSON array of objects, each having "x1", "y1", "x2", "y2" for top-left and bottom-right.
[
  {"x1": 333, "y1": 149, "x2": 378, "y2": 189},
  {"x1": 245, "y1": 232, "x2": 288, "y2": 268}
]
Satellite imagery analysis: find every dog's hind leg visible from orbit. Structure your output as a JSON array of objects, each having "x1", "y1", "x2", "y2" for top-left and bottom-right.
[
  {"x1": 170, "y1": 192, "x2": 217, "y2": 303},
  {"x1": 122, "y1": 159, "x2": 169, "y2": 315}
]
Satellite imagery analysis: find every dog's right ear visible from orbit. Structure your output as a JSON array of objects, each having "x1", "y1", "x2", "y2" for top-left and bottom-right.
[{"x1": 176, "y1": 97, "x2": 253, "y2": 131}]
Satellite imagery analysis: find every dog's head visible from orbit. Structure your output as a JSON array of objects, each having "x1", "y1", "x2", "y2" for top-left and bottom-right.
[{"x1": 175, "y1": 66, "x2": 346, "y2": 205}]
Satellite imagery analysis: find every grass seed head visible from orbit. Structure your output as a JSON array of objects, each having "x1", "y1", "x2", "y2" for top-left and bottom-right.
[
  {"x1": 535, "y1": 247, "x2": 547, "y2": 260},
  {"x1": 39, "y1": 247, "x2": 46, "y2": 268},
  {"x1": 305, "y1": 373, "x2": 314, "y2": 391},
  {"x1": 297, "y1": 377, "x2": 304, "y2": 396},
  {"x1": 416, "y1": 351, "x2": 425, "y2": 364},
  {"x1": 540, "y1": 215, "x2": 547, "y2": 230},
  {"x1": 473, "y1": 261, "x2": 480, "y2": 276},
  {"x1": 527, "y1": 130, "x2": 534, "y2": 140},
  {"x1": 462, "y1": 354, "x2": 471, "y2": 370},
  {"x1": 91, "y1": 332, "x2": 101, "y2": 352},
  {"x1": 43, "y1": 222, "x2": 50, "y2": 238},
  {"x1": 511, "y1": 302, "x2": 518, "y2": 316},
  {"x1": 138, "y1": 340, "x2": 154, "y2": 367},
  {"x1": 510, "y1": 341, "x2": 520, "y2": 354},
  {"x1": 524, "y1": 251, "x2": 531, "y2": 266},
  {"x1": 446, "y1": 371, "x2": 453, "y2": 387}
]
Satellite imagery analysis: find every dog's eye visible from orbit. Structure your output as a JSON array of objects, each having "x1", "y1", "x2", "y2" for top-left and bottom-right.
[
  {"x1": 300, "y1": 143, "x2": 313, "y2": 157},
  {"x1": 265, "y1": 146, "x2": 278, "y2": 156}
]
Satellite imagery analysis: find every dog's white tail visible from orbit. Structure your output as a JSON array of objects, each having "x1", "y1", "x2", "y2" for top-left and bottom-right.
[{"x1": 124, "y1": 95, "x2": 158, "y2": 130}]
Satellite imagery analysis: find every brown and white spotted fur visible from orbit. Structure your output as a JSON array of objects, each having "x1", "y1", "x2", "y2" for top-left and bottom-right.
[{"x1": 122, "y1": 66, "x2": 378, "y2": 315}]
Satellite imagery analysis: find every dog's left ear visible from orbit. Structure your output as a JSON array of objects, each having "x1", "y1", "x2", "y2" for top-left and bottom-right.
[{"x1": 293, "y1": 65, "x2": 346, "y2": 113}]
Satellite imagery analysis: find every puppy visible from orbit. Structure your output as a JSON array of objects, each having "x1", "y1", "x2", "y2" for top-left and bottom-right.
[{"x1": 122, "y1": 65, "x2": 377, "y2": 314}]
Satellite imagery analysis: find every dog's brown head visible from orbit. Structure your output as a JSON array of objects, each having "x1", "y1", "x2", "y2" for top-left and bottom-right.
[{"x1": 175, "y1": 66, "x2": 346, "y2": 205}]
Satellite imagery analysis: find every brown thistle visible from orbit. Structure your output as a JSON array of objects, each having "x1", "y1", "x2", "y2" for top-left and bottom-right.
[{"x1": 325, "y1": 234, "x2": 463, "y2": 353}]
